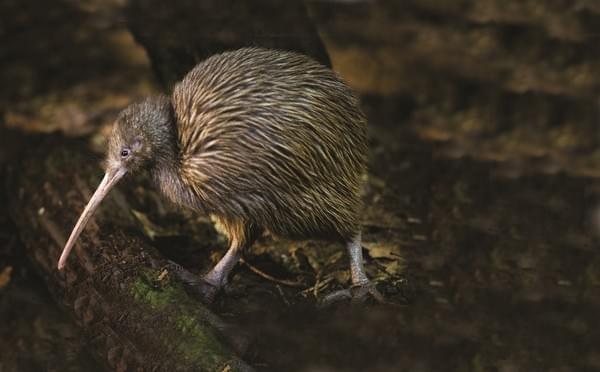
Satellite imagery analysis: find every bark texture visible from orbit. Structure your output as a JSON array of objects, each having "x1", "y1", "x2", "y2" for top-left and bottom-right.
[
  {"x1": 125, "y1": 0, "x2": 331, "y2": 88},
  {"x1": 7, "y1": 133, "x2": 253, "y2": 372}
]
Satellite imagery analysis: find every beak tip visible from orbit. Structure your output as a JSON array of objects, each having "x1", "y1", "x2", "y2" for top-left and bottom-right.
[{"x1": 57, "y1": 168, "x2": 125, "y2": 273}]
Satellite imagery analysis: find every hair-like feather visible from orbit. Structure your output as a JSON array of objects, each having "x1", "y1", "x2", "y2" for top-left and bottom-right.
[{"x1": 122, "y1": 47, "x2": 367, "y2": 245}]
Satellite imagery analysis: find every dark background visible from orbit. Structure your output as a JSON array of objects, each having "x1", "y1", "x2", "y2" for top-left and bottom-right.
[{"x1": 1, "y1": 1, "x2": 599, "y2": 371}]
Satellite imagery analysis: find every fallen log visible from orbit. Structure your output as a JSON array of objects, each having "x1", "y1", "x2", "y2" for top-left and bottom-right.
[
  {"x1": 7, "y1": 133, "x2": 253, "y2": 372},
  {"x1": 3, "y1": 2, "x2": 331, "y2": 369}
]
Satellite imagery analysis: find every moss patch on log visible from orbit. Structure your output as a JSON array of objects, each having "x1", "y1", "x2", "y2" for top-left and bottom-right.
[{"x1": 129, "y1": 270, "x2": 239, "y2": 370}]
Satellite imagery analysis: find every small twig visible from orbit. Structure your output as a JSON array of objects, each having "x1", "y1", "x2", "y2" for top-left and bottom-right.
[
  {"x1": 313, "y1": 271, "x2": 322, "y2": 298},
  {"x1": 276, "y1": 285, "x2": 291, "y2": 306},
  {"x1": 239, "y1": 258, "x2": 304, "y2": 288},
  {"x1": 301, "y1": 276, "x2": 334, "y2": 297}
]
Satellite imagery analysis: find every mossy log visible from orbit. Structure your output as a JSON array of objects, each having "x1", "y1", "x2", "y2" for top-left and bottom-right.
[{"x1": 7, "y1": 133, "x2": 253, "y2": 372}]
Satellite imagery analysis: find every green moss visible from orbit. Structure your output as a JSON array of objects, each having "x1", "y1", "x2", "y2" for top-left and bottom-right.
[
  {"x1": 129, "y1": 272, "x2": 179, "y2": 309},
  {"x1": 173, "y1": 315, "x2": 228, "y2": 365},
  {"x1": 176, "y1": 314, "x2": 198, "y2": 333},
  {"x1": 128, "y1": 271, "x2": 239, "y2": 370}
]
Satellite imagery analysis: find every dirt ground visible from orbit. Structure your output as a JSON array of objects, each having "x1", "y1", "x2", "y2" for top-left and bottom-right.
[{"x1": 1, "y1": 1, "x2": 599, "y2": 371}]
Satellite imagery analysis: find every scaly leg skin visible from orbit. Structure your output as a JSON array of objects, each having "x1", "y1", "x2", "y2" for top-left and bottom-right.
[
  {"x1": 169, "y1": 219, "x2": 261, "y2": 304},
  {"x1": 166, "y1": 237, "x2": 243, "y2": 304},
  {"x1": 200, "y1": 237, "x2": 243, "y2": 302},
  {"x1": 320, "y1": 233, "x2": 385, "y2": 306}
]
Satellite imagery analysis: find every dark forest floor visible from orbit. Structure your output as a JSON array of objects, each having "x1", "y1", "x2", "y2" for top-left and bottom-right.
[{"x1": 1, "y1": 1, "x2": 599, "y2": 371}]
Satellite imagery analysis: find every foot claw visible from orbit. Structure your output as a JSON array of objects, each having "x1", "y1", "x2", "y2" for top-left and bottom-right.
[
  {"x1": 192, "y1": 279, "x2": 221, "y2": 304},
  {"x1": 319, "y1": 282, "x2": 385, "y2": 307},
  {"x1": 165, "y1": 260, "x2": 221, "y2": 304},
  {"x1": 165, "y1": 260, "x2": 200, "y2": 285}
]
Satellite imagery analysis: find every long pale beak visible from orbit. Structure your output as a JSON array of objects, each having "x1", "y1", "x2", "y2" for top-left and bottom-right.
[{"x1": 57, "y1": 166, "x2": 127, "y2": 270}]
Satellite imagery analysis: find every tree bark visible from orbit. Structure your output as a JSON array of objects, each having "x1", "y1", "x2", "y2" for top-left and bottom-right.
[
  {"x1": 6, "y1": 133, "x2": 253, "y2": 372},
  {"x1": 125, "y1": 0, "x2": 331, "y2": 89}
]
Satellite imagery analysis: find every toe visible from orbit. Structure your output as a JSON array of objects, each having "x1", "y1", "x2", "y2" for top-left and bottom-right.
[
  {"x1": 192, "y1": 279, "x2": 221, "y2": 304},
  {"x1": 164, "y1": 261, "x2": 222, "y2": 304},
  {"x1": 319, "y1": 288, "x2": 353, "y2": 307},
  {"x1": 350, "y1": 282, "x2": 385, "y2": 303},
  {"x1": 165, "y1": 260, "x2": 201, "y2": 286},
  {"x1": 319, "y1": 281, "x2": 385, "y2": 307}
]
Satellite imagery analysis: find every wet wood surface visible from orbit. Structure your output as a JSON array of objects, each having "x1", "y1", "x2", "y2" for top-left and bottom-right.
[{"x1": 5, "y1": 132, "x2": 253, "y2": 372}]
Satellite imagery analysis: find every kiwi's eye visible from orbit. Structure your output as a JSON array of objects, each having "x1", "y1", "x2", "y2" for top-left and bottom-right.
[{"x1": 120, "y1": 148, "x2": 131, "y2": 158}]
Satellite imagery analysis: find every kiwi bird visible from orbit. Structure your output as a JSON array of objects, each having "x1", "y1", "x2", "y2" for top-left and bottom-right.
[{"x1": 57, "y1": 47, "x2": 381, "y2": 303}]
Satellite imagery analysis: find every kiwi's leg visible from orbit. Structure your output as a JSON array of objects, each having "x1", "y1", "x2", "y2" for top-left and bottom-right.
[
  {"x1": 320, "y1": 232, "x2": 385, "y2": 306},
  {"x1": 170, "y1": 219, "x2": 261, "y2": 304}
]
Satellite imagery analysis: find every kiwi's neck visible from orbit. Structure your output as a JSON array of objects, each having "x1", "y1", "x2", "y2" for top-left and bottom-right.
[
  {"x1": 148, "y1": 112, "x2": 204, "y2": 212},
  {"x1": 152, "y1": 161, "x2": 191, "y2": 208},
  {"x1": 143, "y1": 95, "x2": 178, "y2": 172}
]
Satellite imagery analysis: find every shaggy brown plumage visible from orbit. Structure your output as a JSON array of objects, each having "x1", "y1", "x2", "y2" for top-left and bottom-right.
[
  {"x1": 171, "y1": 48, "x2": 366, "y2": 241},
  {"x1": 60, "y1": 48, "x2": 380, "y2": 303}
]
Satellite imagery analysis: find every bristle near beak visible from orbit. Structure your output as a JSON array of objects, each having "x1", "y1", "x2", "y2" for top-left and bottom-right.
[{"x1": 57, "y1": 166, "x2": 127, "y2": 270}]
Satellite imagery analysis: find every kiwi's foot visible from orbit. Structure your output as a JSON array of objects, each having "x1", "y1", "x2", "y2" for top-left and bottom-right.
[
  {"x1": 165, "y1": 261, "x2": 221, "y2": 304},
  {"x1": 192, "y1": 277, "x2": 221, "y2": 304},
  {"x1": 319, "y1": 281, "x2": 385, "y2": 307}
]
